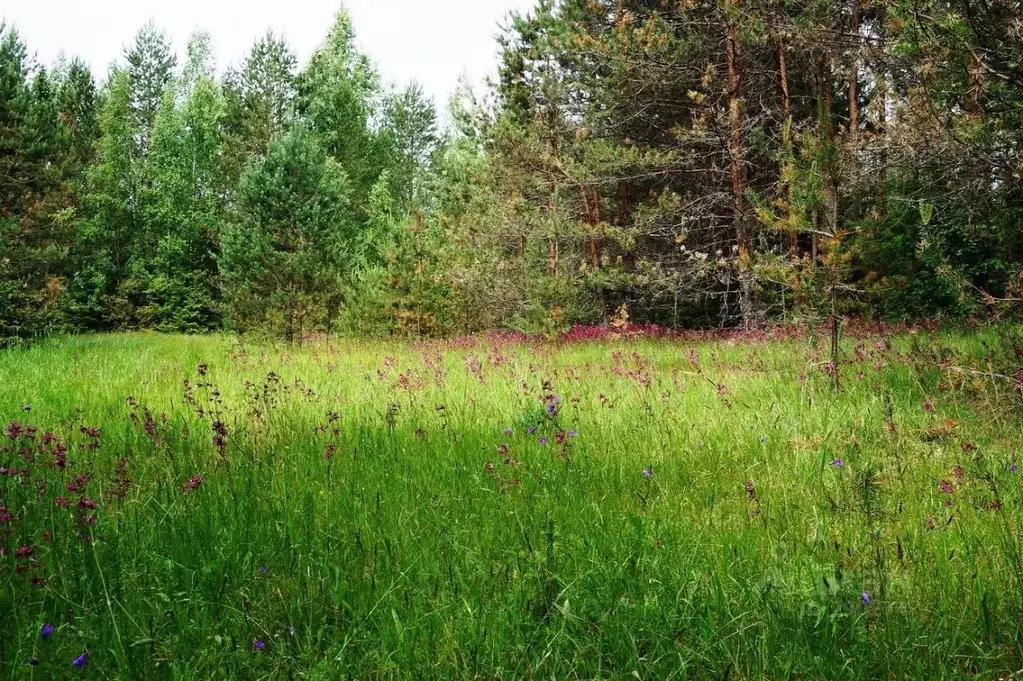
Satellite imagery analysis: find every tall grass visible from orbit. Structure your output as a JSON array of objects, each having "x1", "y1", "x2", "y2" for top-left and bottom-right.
[{"x1": 1, "y1": 328, "x2": 1022, "y2": 679}]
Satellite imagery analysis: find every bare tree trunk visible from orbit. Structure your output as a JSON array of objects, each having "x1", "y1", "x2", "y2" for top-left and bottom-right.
[
  {"x1": 778, "y1": 37, "x2": 798, "y2": 260},
  {"x1": 848, "y1": 0, "x2": 860, "y2": 149},
  {"x1": 725, "y1": 1, "x2": 755, "y2": 328}
]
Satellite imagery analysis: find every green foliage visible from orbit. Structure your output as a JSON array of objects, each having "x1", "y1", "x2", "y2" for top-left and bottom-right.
[
  {"x1": 220, "y1": 126, "x2": 354, "y2": 342},
  {"x1": 7, "y1": 3, "x2": 1023, "y2": 341}
]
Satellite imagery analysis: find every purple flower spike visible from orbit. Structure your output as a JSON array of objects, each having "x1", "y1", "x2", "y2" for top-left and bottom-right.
[
  {"x1": 40, "y1": 623, "x2": 54, "y2": 640},
  {"x1": 861, "y1": 592, "x2": 871, "y2": 606},
  {"x1": 71, "y1": 652, "x2": 87, "y2": 667},
  {"x1": 253, "y1": 639, "x2": 266, "y2": 651}
]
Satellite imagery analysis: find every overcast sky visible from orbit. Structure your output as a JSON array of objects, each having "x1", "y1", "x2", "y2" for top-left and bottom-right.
[{"x1": 2, "y1": 0, "x2": 535, "y2": 108}]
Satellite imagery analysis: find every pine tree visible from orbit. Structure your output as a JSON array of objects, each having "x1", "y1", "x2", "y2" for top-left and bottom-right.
[
  {"x1": 381, "y1": 83, "x2": 440, "y2": 216},
  {"x1": 124, "y1": 22, "x2": 177, "y2": 156},
  {"x1": 220, "y1": 126, "x2": 354, "y2": 342},
  {"x1": 221, "y1": 32, "x2": 298, "y2": 195},
  {"x1": 299, "y1": 9, "x2": 384, "y2": 218}
]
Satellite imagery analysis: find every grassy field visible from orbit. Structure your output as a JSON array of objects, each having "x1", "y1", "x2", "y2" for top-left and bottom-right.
[{"x1": 1, "y1": 327, "x2": 1023, "y2": 679}]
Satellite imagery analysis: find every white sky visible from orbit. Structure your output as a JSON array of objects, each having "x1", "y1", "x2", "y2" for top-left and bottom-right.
[{"x1": 2, "y1": 0, "x2": 535, "y2": 108}]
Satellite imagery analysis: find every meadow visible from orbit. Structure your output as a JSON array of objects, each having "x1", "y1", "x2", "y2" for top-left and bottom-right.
[{"x1": 1, "y1": 326, "x2": 1023, "y2": 680}]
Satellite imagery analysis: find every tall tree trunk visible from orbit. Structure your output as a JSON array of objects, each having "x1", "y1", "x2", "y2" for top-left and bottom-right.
[
  {"x1": 778, "y1": 37, "x2": 798, "y2": 260},
  {"x1": 848, "y1": 0, "x2": 860, "y2": 149},
  {"x1": 725, "y1": 0, "x2": 755, "y2": 328}
]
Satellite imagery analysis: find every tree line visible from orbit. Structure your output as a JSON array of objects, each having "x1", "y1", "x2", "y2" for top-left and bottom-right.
[{"x1": 2, "y1": 1, "x2": 1022, "y2": 343}]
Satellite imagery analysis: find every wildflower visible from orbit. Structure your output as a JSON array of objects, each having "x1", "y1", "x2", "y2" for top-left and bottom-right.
[
  {"x1": 5, "y1": 420, "x2": 24, "y2": 440},
  {"x1": 76, "y1": 498, "x2": 98, "y2": 510},
  {"x1": 861, "y1": 592, "x2": 872, "y2": 606},
  {"x1": 538, "y1": 437, "x2": 549, "y2": 446},
  {"x1": 939, "y1": 479, "x2": 955, "y2": 495},
  {"x1": 258, "y1": 565, "x2": 269, "y2": 575},
  {"x1": 67, "y1": 475, "x2": 88, "y2": 493},
  {"x1": 484, "y1": 461, "x2": 495, "y2": 472},
  {"x1": 831, "y1": 458, "x2": 845, "y2": 468},
  {"x1": 288, "y1": 625, "x2": 296, "y2": 636},
  {"x1": 14, "y1": 546, "x2": 35, "y2": 559},
  {"x1": 71, "y1": 652, "x2": 87, "y2": 667},
  {"x1": 567, "y1": 429, "x2": 578, "y2": 438},
  {"x1": 923, "y1": 400, "x2": 935, "y2": 413},
  {"x1": 40, "y1": 623, "x2": 54, "y2": 639},
  {"x1": 642, "y1": 467, "x2": 654, "y2": 479},
  {"x1": 527, "y1": 425, "x2": 537, "y2": 435},
  {"x1": 925, "y1": 515, "x2": 937, "y2": 530},
  {"x1": 253, "y1": 639, "x2": 266, "y2": 651},
  {"x1": 503, "y1": 428, "x2": 513, "y2": 436},
  {"x1": 55, "y1": 496, "x2": 70, "y2": 508},
  {"x1": 953, "y1": 465, "x2": 964, "y2": 481},
  {"x1": 181, "y1": 475, "x2": 203, "y2": 494},
  {"x1": 1010, "y1": 464, "x2": 1018, "y2": 474}
]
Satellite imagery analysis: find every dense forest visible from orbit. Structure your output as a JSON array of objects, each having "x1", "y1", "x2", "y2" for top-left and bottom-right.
[{"x1": 2, "y1": 1, "x2": 1022, "y2": 343}]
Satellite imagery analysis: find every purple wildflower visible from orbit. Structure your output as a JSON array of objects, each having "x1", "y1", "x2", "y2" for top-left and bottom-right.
[
  {"x1": 503, "y1": 428, "x2": 513, "y2": 436},
  {"x1": 567, "y1": 429, "x2": 578, "y2": 438},
  {"x1": 527, "y1": 425, "x2": 537, "y2": 435},
  {"x1": 253, "y1": 639, "x2": 266, "y2": 651},
  {"x1": 643, "y1": 467, "x2": 654, "y2": 479},
  {"x1": 861, "y1": 592, "x2": 872, "y2": 606},
  {"x1": 538, "y1": 437, "x2": 549, "y2": 446},
  {"x1": 831, "y1": 458, "x2": 845, "y2": 468},
  {"x1": 1010, "y1": 464, "x2": 1018, "y2": 474},
  {"x1": 71, "y1": 652, "x2": 87, "y2": 667},
  {"x1": 40, "y1": 623, "x2": 55, "y2": 640},
  {"x1": 258, "y1": 565, "x2": 269, "y2": 575}
]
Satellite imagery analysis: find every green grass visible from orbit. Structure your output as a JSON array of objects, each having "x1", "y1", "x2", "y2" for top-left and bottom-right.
[{"x1": 2, "y1": 328, "x2": 1023, "y2": 679}]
